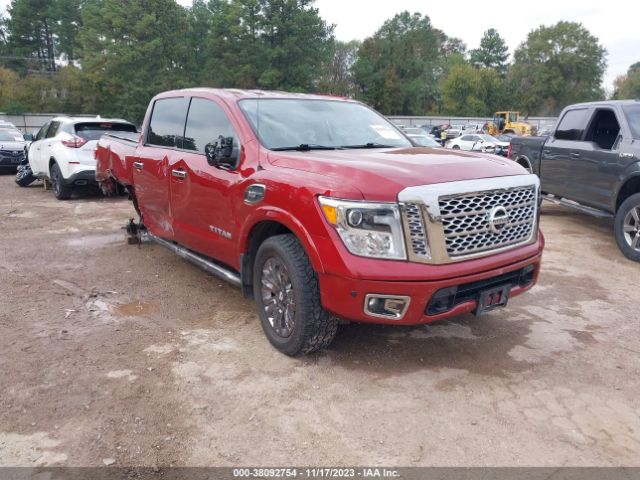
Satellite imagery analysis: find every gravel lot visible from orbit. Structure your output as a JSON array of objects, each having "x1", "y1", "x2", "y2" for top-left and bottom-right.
[{"x1": 0, "y1": 173, "x2": 639, "y2": 467}]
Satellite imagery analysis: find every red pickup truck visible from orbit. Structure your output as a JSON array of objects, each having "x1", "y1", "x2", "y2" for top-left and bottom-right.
[{"x1": 96, "y1": 89, "x2": 544, "y2": 356}]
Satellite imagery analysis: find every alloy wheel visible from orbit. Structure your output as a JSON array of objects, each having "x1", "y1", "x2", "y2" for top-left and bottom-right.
[
  {"x1": 260, "y1": 257, "x2": 296, "y2": 338},
  {"x1": 623, "y1": 205, "x2": 640, "y2": 252}
]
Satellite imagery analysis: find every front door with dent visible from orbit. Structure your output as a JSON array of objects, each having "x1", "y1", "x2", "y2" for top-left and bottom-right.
[
  {"x1": 169, "y1": 96, "x2": 241, "y2": 268},
  {"x1": 134, "y1": 97, "x2": 189, "y2": 240}
]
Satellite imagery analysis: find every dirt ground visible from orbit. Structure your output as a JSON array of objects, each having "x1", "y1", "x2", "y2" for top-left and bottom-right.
[{"x1": 0, "y1": 172, "x2": 639, "y2": 468}]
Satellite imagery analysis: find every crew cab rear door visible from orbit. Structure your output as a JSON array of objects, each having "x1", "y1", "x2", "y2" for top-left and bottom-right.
[
  {"x1": 540, "y1": 108, "x2": 590, "y2": 197},
  {"x1": 135, "y1": 96, "x2": 189, "y2": 240},
  {"x1": 168, "y1": 96, "x2": 241, "y2": 268}
]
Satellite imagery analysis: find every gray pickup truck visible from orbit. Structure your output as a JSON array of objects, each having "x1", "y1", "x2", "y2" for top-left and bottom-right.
[{"x1": 509, "y1": 100, "x2": 640, "y2": 262}]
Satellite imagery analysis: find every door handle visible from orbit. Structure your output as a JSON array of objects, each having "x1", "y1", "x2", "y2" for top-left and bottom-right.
[
  {"x1": 133, "y1": 161, "x2": 143, "y2": 170},
  {"x1": 171, "y1": 169, "x2": 187, "y2": 179},
  {"x1": 570, "y1": 152, "x2": 580, "y2": 158},
  {"x1": 542, "y1": 149, "x2": 551, "y2": 155}
]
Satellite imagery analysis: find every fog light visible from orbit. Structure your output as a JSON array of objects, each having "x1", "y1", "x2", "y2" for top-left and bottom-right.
[{"x1": 364, "y1": 294, "x2": 411, "y2": 320}]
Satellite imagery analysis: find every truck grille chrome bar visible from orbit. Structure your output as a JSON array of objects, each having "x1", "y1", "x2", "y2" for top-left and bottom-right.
[{"x1": 399, "y1": 175, "x2": 540, "y2": 264}]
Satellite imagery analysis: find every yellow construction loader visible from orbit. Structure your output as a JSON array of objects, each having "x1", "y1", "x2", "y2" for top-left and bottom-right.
[{"x1": 487, "y1": 111, "x2": 535, "y2": 136}]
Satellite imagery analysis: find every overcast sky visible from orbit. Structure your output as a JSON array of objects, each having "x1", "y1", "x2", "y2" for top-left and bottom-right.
[{"x1": 2, "y1": 0, "x2": 637, "y2": 93}]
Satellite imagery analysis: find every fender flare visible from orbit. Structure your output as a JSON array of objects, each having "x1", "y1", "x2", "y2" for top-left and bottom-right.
[
  {"x1": 514, "y1": 155, "x2": 533, "y2": 173},
  {"x1": 239, "y1": 206, "x2": 326, "y2": 274}
]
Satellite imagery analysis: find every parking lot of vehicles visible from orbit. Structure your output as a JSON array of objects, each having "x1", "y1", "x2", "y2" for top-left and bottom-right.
[
  {"x1": 17, "y1": 117, "x2": 137, "y2": 199},
  {"x1": 1, "y1": 172, "x2": 639, "y2": 467},
  {"x1": 509, "y1": 100, "x2": 640, "y2": 262},
  {"x1": 95, "y1": 88, "x2": 543, "y2": 356}
]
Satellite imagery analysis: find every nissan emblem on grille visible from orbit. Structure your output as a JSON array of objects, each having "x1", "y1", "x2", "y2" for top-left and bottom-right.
[{"x1": 487, "y1": 206, "x2": 509, "y2": 234}]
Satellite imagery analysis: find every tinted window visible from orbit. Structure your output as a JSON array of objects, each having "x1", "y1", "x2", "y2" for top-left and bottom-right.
[
  {"x1": 46, "y1": 121, "x2": 60, "y2": 138},
  {"x1": 584, "y1": 109, "x2": 620, "y2": 150},
  {"x1": 555, "y1": 109, "x2": 588, "y2": 140},
  {"x1": 75, "y1": 122, "x2": 137, "y2": 141},
  {"x1": 460, "y1": 135, "x2": 473, "y2": 141},
  {"x1": 35, "y1": 123, "x2": 50, "y2": 141},
  {"x1": 147, "y1": 97, "x2": 188, "y2": 148},
  {"x1": 183, "y1": 98, "x2": 237, "y2": 153}
]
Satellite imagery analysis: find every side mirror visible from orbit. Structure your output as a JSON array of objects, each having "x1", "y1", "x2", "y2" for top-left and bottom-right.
[
  {"x1": 23, "y1": 133, "x2": 34, "y2": 141},
  {"x1": 205, "y1": 136, "x2": 238, "y2": 169}
]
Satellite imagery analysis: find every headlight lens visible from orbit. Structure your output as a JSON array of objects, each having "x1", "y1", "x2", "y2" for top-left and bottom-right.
[{"x1": 318, "y1": 196, "x2": 406, "y2": 260}]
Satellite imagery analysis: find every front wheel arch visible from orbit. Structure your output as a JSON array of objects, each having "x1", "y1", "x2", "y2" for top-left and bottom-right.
[{"x1": 515, "y1": 156, "x2": 533, "y2": 173}]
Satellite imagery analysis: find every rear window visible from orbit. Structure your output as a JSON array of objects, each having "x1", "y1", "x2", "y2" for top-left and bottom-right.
[
  {"x1": 555, "y1": 109, "x2": 588, "y2": 141},
  {"x1": 147, "y1": 97, "x2": 189, "y2": 148},
  {"x1": 74, "y1": 122, "x2": 137, "y2": 141}
]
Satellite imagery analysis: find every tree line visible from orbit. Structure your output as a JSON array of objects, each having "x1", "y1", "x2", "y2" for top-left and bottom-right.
[{"x1": 0, "y1": 0, "x2": 635, "y2": 124}]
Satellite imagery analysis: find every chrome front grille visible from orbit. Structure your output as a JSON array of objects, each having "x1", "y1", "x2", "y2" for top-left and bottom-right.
[
  {"x1": 439, "y1": 186, "x2": 536, "y2": 257},
  {"x1": 398, "y1": 176, "x2": 540, "y2": 264},
  {"x1": 402, "y1": 203, "x2": 429, "y2": 257}
]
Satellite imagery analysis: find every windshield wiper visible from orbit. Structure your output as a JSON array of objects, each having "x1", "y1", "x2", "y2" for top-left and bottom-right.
[
  {"x1": 271, "y1": 144, "x2": 338, "y2": 151},
  {"x1": 340, "y1": 142, "x2": 396, "y2": 149}
]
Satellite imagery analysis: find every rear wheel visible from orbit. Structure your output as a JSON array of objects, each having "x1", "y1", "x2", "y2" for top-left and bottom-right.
[
  {"x1": 253, "y1": 234, "x2": 338, "y2": 356},
  {"x1": 452, "y1": 145, "x2": 460, "y2": 150},
  {"x1": 615, "y1": 193, "x2": 640, "y2": 262},
  {"x1": 50, "y1": 162, "x2": 72, "y2": 200}
]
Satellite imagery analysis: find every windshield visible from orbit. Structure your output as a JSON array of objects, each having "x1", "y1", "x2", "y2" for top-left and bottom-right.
[
  {"x1": 74, "y1": 122, "x2": 137, "y2": 141},
  {"x1": 239, "y1": 99, "x2": 411, "y2": 150},
  {"x1": 0, "y1": 131, "x2": 22, "y2": 141},
  {"x1": 623, "y1": 105, "x2": 640, "y2": 139}
]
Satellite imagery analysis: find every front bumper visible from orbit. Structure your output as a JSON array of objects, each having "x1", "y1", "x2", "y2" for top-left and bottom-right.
[
  {"x1": 318, "y1": 247, "x2": 542, "y2": 326},
  {"x1": 0, "y1": 151, "x2": 25, "y2": 168}
]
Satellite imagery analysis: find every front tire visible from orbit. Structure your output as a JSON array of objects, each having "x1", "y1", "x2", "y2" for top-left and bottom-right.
[
  {"x1": 253, "y1": 234, "x2": 338, "y2": 356},
  {"x1": 614, "y1": 193, "x2": 640, "y2": 262},
  {"x1": 50, "y1": 162, "x2": 72, "y2": 200}
]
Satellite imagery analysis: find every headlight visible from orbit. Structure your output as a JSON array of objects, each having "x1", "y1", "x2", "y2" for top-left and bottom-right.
[{"x1": 318, "y1": 196, "x2": 406, "y2": 260}]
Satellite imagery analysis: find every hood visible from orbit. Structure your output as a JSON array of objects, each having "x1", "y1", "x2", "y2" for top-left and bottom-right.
[
  {"x1": 0, "y1": 141, "x2": 26, "y2": 151},
  {"x1": 268, "y1": 146, "x2": 527, "y2": 202}
]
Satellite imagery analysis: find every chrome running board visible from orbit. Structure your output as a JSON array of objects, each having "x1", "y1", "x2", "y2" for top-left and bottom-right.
[
  {"x1": 542, "y1": 194, "x2": 613, "y2": 219},
  {"x1": 146, "y1": 233, "x2": 242, "y2": 287}
]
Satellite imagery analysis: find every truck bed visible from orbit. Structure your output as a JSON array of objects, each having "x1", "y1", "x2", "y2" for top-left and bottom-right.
[
  {"x1": 95, "y1": 132, "x2": 140, "y2": 190},
  {"x1": 508, "y1": 135, "x2": 547, "y2": 173}
]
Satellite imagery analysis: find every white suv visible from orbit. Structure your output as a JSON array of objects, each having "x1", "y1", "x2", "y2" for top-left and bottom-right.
[{"x1": 28, "y1": 116, "x2": 137, "y2": 199}]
